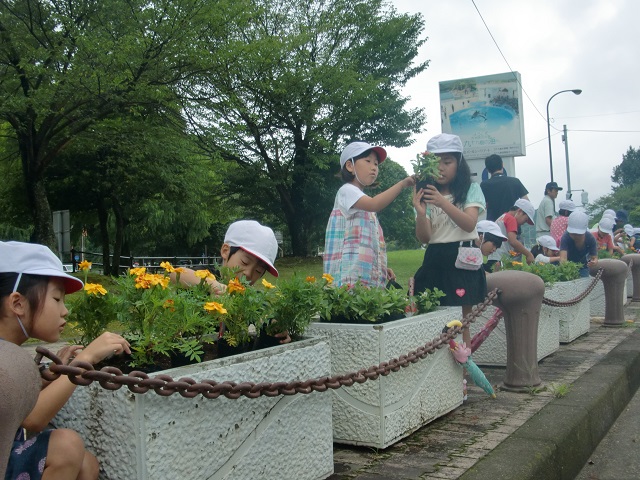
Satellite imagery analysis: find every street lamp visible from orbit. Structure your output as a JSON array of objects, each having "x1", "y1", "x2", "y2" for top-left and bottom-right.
[{"x1": 546, "y1": 89, "x2": 582, "y2": 182}]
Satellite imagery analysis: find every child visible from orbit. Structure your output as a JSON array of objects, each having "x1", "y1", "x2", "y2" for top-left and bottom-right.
[
  {"x1": 560, "y1": 211, "x2": 598, "y2": 277},
  {"x1": 0, "y1": 241, "x2": 131, "y2": 480},
  {"x1": 590, "y1": 216, "x2": 619, "y2": 255},
  {"x1": 475, "y1": 220, "x2": 507, "y2": 272},
  {"x1": 533, "y1": 235, "x2": 561, "y2": 264},
  {"x1": 487, "y1": 199, "x2": 537, "y2": 269},
  {"x1": 411, "y1": 133, "x2": 486, "y2": 345},
  {"x1": 324, "y1": 141, "x2": 415, "y2": 287},
  {"x1": 550, "y1": 199, "x2": 576, "y2": 247},
  {"x1": 174, "y1": 220, "x2": 279, "y2": 291}
]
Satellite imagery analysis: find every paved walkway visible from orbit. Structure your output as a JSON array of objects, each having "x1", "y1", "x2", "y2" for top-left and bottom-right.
[{"x1": 329, "y1": 313, "x2": 640, "y2": 480}]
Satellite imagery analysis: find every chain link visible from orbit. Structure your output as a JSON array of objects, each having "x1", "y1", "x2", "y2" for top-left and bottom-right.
[
  {"x1": 34, "y1": 290, "x2": 499, "y2": 400},
  {"x1": 541, "y1": 268, "x2": 603, "y2": 307}
]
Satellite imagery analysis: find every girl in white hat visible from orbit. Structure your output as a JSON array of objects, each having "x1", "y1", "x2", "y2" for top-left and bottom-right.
[
  {"x1": 0, "y1": 241, "x2": 130, "y2": 480},
  {"x1": 533, "y1": 235, "x2": 561, "y2": 264}
]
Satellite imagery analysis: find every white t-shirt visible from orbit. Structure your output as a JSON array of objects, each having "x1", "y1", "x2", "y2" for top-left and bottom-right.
[{"x1": 334, "y1": 183, "x2": 366, "y2": 216}]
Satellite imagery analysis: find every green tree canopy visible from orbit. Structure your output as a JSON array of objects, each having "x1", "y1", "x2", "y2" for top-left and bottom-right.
[
  {"x1": 184, "y1": 0, "x2": 428, "y2": 255},
  {"x1": 612, "y1": 146, "x2": 640, "y2": 188}
]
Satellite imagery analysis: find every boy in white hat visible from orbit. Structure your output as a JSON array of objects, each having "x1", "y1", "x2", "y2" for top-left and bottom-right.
[
  {"x1": 488, "y1": 198, "x2": 537, "y2": 267},
  {"x1": 324, "y1": 141, "x2": 415, "y2": 287},
  {"x1": 533, "y1": 235, "x2": 561, "y2": 264},
  {"x1": 590, "y1": 216, "x2": 616, "y2": 255},
  {"x1": 560, "y1": 211, "x2": 598, "y2": 277}
]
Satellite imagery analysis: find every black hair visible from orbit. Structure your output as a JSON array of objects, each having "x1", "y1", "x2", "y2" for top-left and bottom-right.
[
  {"x1": 558, "y1": 209, "x2": 571, "y2": 217},
  {"x1": 340, "y1": 148, "x2": 380, "y2": 183},
  {"x1": 530, "y1": 244, "x2": 543, "y2": 257},
  {"x1": 484, "y1": 154, "x2": 503, "y2": 174},
  {"x1": 482, "y1": 232, "x2": 504, "y2": 249},
  {"x1": 0, "y1": 273, "x2": 49, "y2": 320},
  {"x1": 434, "y1": 152, "x2": 471, "y2": 206}
]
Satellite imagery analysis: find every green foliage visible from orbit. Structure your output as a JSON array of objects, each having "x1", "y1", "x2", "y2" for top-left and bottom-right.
[
  {"x1": 547, "y1": 383, "x2": 571, "y2": 398},
  {"x1": 612, "y1": 146, "x2": 640, "y2": 188},
  {"x1": 411, "y1": 151, "x2": 440, "y2": 182},
  {"x1": 67, "y1": 290, "x2": 114, "y2": 346},
  {"x1": 415, "y1": 288, "x2": 446, "y2": 314},
  {"x1": 266, "y1": 275, "x2": 324, "y2": 337},
  {"x1": 501, "y1": 258, "x2": 581, "y2": 285}
]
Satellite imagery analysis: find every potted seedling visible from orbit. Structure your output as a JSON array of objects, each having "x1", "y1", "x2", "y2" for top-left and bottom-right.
[{"x1": 412, "y1": 151, "x2": 441, "y2": 190}]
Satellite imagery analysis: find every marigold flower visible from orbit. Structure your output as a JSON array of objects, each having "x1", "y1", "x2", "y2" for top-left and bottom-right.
[
  {"x1": 261, "y1": 279, "x2": 275, "y2": 289},
  {"x1": 322, "y1": 273, "x2": 334, "y2": 284},
  {"x1": 227, "y1": 278, "x2": 245, "y2": 294},
  {"x1": 511, "y1": 261, "x2": 523, "y2": 266},
  {"x1": 84, "y1": 283, "x2": 107, "y2": 296},
  {"x1": 130, "y1": 267, "x2": 146, "y2": 276},
  {"x1": 195, "y1": 269, "x2": 215, "y2": 281},
  {"x1": 204, "y1": 301, "x2": 227, "y2": 315},
  {"x1": 163, "y1": 299, "x2": 176, "y2": 312},
  {"x1": 174, "y1": 267, "x2": 185, "y2": 274},
  {"x1": 509, "y1": 250, "x2": 518, "y2": 257},
  {"x1": 305, "y1": 276, "x2": 316, "y2": 283},
  {"x1": 78, "y1": 260, "x2": 92, "y2": 271},
  {"x1": 160, "y1": 261, "x2": 175, "y2": 273}
]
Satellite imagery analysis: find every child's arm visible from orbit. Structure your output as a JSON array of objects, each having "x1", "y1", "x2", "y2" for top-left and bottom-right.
[
  {"x1": 23, "y1": 332, "x2": 131, "y2": 432},
  {"x1": 170, "y1": 268, "x2": 226, "y2": 294},
  {"x1": 413, "y1": 188, "x2": 432, "y2": 243},
  {"x1": 353, "y1": 177, "x2": 415, "y2": 213},
  {"x1": 421, "y1": 185, "x2": 478, "y2": 233},
  {"x1": 506, "y1": 231, "x2": 535, "y2": 264}
]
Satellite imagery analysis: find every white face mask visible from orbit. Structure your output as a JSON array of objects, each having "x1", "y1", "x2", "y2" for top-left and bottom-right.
[{"x1": 12, "y1": 272, "x2": 29, "y2": 339}]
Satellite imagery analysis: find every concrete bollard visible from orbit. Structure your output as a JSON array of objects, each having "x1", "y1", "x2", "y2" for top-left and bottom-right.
[
  {"x1": 486, "y1": 270, "x2": 545, "y2": 391},
  {"x1": 0, "y1": 342, "x2": 41, "y2": 478},
  {"x1": 620, "y1": 253, "x2": 640, "y2": 302},
  {"x1": 590, "y1": 259, "x2": 628, "y2": 326}
]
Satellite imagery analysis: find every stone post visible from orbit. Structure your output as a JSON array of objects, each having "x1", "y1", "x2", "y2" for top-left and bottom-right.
[
  {"x1": 621, "y1": 253, "x2": 640, "y2": 302},
  {"x1": 590, "y1": 259, "x2": 628, "y2": 326},
  {"x1": 486, "y1": 270, "x2": 545, "y2": 391}
]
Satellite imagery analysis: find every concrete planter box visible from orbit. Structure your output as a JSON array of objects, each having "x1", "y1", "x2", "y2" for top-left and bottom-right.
[
  {"x1": 306, "y1": 308, "x2": 463, "y2": 449},
  {"x1": 590, "y1": 279, "x2": 628, "y2": 316},
  {"x1": 470, "y1": 299, "x2": 558, "y2": 366},
  {"x1": 53, "y1": 338, "x2": 333, "y2": 480},
  {"x1": 542, "y1": 278, "x2": 592, "y2": 344},
  {"x1": 627, "y1": 270, "x2": 633, "y2": 298}
]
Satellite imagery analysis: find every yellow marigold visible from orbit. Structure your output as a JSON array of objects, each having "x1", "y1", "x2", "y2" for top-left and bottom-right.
[
  {"x1": 511, "y1": 261, "x2": 523, "y2": 266},
  {"x1": 160, "y1": 261, "x2": 175, "y2": 273},
  {"x1": 174, "y1": 267, "x2": 185, "y2": 274},
  {"x1": 84, "y1": 283, "x2": 107, "y2": 296},
  {"x1": 227, "y1": 278, "x2": 245, "y2": 294},
  {"x1": 130, "y1": 267, "x2": 146, "y2": 276},
  {"x1": 195, "y1": 269, "x2": 215, "y2": 281},
  {"x1": 509, "y1": 250, "x2": 518, "y2": 257},
  {"x1": 261, "y1": 279, "x2": 275, "y2": 289},
  {"x1": 163, "y1": 299, "x2": 175, "y2": 312},
  {"x1": 78, "y1": 260, "x2": 92, "y2": 271},
  {"x1": 134, "y1": 275, "x2": 151, "y2": 289},
  {"x1": 322, "y1": 273, "x2": 334, "y2": 284},
  {"x1": 305, "y1": 276, "x2": 316, "y2": 283},
  {"x1": 204, "y1": 301, "x2": 227, "y2": 315}
]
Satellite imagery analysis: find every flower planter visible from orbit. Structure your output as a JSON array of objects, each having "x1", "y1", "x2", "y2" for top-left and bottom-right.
[
  {"x1": 53, "y1": 338, "x2": 333, "y2": 480},
  {"x1": 590, "y1": 279, "x2": 628, "y2": 317},
  {"x1": 541, "y1": 278, "x2": 592, "y2": 344},
  {"x1": 470, "y1": 300, "x2": 558, "y2": 366},
  {"x1": 306, "y1": 308, "x2": 463, "y2": 449}
]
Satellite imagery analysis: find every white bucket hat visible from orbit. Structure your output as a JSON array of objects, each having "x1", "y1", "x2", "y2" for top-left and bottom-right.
[
  {"x1": 537, "y1": 235, "x2": 559, "y2": 251},
  {"x1": 514, "y1": 198, "x2": 535, "y2": 225},
  {"x1": 558, "y1": 199, "x2": 576, "y2": 212},
  {"x1": 567, "y1": 211, "x2": 589, "y2": 234},
  {"x1": 476, "y1": 220, "x2": 507, "y2": 240},
  {"x1": 426, "y1": 133, "x2": 463, "y2": 154},
  {"x1": 224, "y1": 220, "x2": 279, "y2": 277},
  {"x1": 339, "y1": 142, "x2": 387, "y2": 169},
  {"x1": 0, "y1": 241, "x2": 84, "y2": 294},
  {"x1": 598, "y1": 217, "x2": 615, "y2": 235}
]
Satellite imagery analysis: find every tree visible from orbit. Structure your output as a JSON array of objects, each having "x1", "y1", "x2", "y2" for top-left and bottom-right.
[
  {"x1": 184, "y1": 0, "x2": 428, "y2": 255},
  {"x1": 0, "y1": 0, "x2": 240, "y2": 248},
  {"x1": 611, "y1": 146, "x2": 640, "y2": 188}
]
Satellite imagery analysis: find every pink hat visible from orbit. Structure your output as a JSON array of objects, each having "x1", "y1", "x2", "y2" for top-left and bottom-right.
[
  {"x1": 340, "y1": 142, "x2": 387, "y2": 169},
  {"x1": 224, "y1": 220, "x2": 279, "y2": 277},
  {"x1": 0, "y1": 241, "x2": 84, "y2": 294}
]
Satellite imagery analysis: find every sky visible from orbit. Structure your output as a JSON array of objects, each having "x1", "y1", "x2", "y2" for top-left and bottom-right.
[{"x1": 386, "y1": 0, "x2": 640, "y2": 208}]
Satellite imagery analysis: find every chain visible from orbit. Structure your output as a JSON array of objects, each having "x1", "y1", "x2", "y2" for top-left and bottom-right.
[
  {"x1": 541, "y1": 268, "x2": 603, "y2": 307},
  {"x1": 34, "y1": 289, "x2": 499, "y2": 400}
]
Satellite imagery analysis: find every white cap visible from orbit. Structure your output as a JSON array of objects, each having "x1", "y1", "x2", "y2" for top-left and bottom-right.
[
  {"x1": 598, "y1": 217, "x2": 615, "y2": 235},
  {"x1": 340, "y1": 142, "x2": 387, "y2": 169},
  {"x1": 558, "y1": 199, "x2": 576, "y2": 212},
  {"x1": 624, "y1": 224, "x2": 634, "y2": 236},
  {"x1": 476, "y1": 220, "x2": 507, "y2": 240},
  {"x1": 567, "y1": 211, "x2": 589, "y2": 234},
  {"x1": 426, "y1": 133, "x2": 463, "y2": 154},
  {"x1": 634, "y1": 228, "x2": 640, "y2": 235},
  {"x1": 603, "y1": 209, "x2": 617, "y2": 219},
  {"x1": 537, "y1": 235, "x2": 559, "y2": 251},
  {"x1": 0, "y1": 241, "x2": 84, "y2": 294},
  {"x1": 514, "y1": 198, "x2": 535, "y2": 225},
  {"x1": 224, "y1": 220, "x2": 279, "y2": 277}
]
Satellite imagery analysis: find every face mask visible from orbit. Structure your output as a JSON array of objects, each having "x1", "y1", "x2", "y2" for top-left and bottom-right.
[{"x1": 12, "y1": 272, "x2": 29, "y2": 339}]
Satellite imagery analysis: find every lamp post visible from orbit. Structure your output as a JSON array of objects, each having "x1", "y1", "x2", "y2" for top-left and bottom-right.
[{"x1": 546, "y1": 89, "x2": 582, "y2": 182}]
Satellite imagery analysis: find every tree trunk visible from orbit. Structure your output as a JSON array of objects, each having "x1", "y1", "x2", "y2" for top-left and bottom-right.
[
  {"x1": 283, "y1": 134, "x2": 310, "y2": 256},
  {"x1": 97, "y1": 198, "x2": 112, "y2": 275},
  {"x1": 111, "y1": 195, "x2": 126, "y2": 275}
]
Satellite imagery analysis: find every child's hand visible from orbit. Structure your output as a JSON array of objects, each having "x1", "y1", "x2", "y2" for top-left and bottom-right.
[
  {"x1": 75, "y1": 332, "x2": 131, "y2": 365},
  {"x1": 412, "y1": 188, "x2": 427, "y2": 216},
  {"x1": 422, "y1": 185, "x2": 447, "y2": 208},
  {"x1": 56, "y1": 345, "x2": 84, "y2": 365},
  {"x1": 275, "y1": 331, "x2": 292, "y2": 344},
  {"x1": 402, "y1": 175, "x2": 417, "y2": 189}
]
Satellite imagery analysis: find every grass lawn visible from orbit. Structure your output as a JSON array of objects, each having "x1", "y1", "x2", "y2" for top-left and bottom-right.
[{"x1": 274, "y1": 249, "x2": 424, "y2": 289}]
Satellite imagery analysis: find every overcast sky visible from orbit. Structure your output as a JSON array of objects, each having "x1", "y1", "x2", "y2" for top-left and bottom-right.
[{"x1": 386, "y1": 0, "x2": 640, "y2": 208}]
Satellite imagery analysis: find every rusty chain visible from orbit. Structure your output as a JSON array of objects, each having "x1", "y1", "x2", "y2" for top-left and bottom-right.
[
  {"x1": 33, "y1": 289, "x2": 499, "y2": 400},
  {"x1": 541, "y1": 268, "x2": 603, "y2": 307}
]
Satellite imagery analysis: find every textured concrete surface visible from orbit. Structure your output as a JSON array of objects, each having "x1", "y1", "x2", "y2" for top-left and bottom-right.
[{"x1": 329, "y1": 311, "x2": 640, "y2": 480}]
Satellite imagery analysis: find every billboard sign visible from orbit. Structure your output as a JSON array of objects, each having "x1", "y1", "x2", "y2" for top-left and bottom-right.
[{"x1": 439, "y1": 71, "x2": 525, "y2": 160}]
